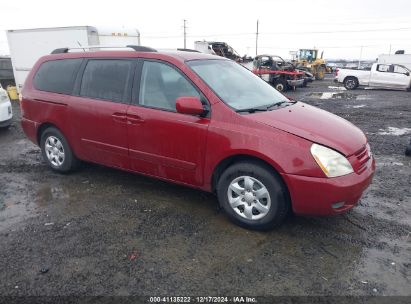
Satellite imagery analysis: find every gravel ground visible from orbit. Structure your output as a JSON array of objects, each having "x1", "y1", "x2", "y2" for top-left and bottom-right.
[{"x1": 0, "y1": 76, "x2": 410, "y2": 297}]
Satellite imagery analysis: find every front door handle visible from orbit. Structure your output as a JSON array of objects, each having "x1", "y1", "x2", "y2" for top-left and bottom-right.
[
  {"x1": 127, "y1": 113, "x2": 145, "y2": 124},
  {"x1": 112, "y1": 112, "x2": 127, "y2": 123}
]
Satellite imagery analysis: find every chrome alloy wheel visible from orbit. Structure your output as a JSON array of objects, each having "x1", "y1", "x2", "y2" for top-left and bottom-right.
[
  {"x1": 227, "y1": 176, "x2": 271, "y2": 220},
  {"x1": 44, "y1": 136, "x2": 65, "y2": 167}
]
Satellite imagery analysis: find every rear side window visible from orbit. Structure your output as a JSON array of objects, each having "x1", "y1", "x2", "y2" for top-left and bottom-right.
[
  {"x1": 33, "y1": 59, "x2": 82, "y2": 94},
  {"x1": 80, "y1": 60, "x2": 132, "y2": 103},
  {"x1": 377, "y1": 64, "x2": 391, "y2": 72}
]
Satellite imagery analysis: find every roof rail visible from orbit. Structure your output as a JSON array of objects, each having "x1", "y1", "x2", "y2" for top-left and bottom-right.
[
  {"x1": 126, "y1": 45, "x2": 157, "y2": 52},
  {"x1": 51, "y1": 48, "x2": 69, "y2": 54},
  {"x1": 50, "y1": 45, "x2": 157, "y2": 54},
  {"x1": 177, "y1": 48, "x2": 200, "y2": 53}
]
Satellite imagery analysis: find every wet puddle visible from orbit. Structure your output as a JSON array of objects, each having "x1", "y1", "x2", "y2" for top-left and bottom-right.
[
  {"x1": 308, "y1": 92, "x2": 370, "y2": 100},
  {"x1": 0, "y1": 174, "x2": 37, "y2": 231}
]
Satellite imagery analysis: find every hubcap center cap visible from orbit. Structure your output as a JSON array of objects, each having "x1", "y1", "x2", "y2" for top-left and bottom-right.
[{"x1": 244, "y1": 192, "x2": 254, "y2": 203}]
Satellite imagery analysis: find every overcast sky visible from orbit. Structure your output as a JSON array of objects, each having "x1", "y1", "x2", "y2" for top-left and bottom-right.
[{"x1": 1, "y1": 0, "x2": 411, "y2": 60}]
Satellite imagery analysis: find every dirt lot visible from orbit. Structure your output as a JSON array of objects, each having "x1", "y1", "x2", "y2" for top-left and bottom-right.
[{"x1": 0, "y1": 76, "x2": 410, "y2": 297}]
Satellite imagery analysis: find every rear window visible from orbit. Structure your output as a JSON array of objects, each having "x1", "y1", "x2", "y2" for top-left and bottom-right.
[
  {"x1": 80, "y1": 59, "x2": 132, "y2": 103},
  {"x1": 33, "y1": 59, "x2": 82, "y2": 94}
]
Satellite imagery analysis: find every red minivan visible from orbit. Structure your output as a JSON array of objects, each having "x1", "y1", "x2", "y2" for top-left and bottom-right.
[{"x1": 20, "y1": 46, "x2": 375, "y2": 230}]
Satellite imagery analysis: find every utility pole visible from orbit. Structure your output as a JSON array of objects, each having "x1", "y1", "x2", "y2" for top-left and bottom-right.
[
  {"x1": 255, "y1": 19, "x2": 259, "y2": 56},
  {"x1": 183, "y1": 19, "x2": 187, "y2": 49}
]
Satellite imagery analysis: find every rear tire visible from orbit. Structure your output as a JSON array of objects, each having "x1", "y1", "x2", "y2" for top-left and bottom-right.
[
  {"x1": 217, "y1": 161, "x2": 289, "y2": 230},
  {"x1": 40, "y1": 127, "x2": 79, "y2": 173},
  {"x1": 343, "y1": 77, "x2": 359, "y2": 90}
]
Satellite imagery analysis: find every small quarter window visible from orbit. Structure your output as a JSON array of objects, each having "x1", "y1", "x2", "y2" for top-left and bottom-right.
[{"x1": 33, "y1": 59, "x2": 82, "y2": 94}]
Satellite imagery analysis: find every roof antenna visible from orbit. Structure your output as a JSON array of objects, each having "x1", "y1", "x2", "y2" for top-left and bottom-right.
[{"x1": 77, "y1": 41, "x2": 85, "y2": 52}]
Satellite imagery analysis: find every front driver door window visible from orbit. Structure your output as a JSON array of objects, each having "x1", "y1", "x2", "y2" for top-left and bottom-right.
[
  {"x1": 391, "y1": 65, "x2": 411, "y2": 88},
  {"x1": 139, "y1": 61, "x2": 200, "y2": 111}
]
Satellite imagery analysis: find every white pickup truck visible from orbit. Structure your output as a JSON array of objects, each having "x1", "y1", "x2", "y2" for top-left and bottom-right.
[{"x1": 335, "y1": 63, "x2": 411, "y2": 91}]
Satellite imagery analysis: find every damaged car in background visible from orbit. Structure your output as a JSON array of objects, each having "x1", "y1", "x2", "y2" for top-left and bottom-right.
[{"x1": 252, "y1": 55, "x2": 312, "y2": 92}]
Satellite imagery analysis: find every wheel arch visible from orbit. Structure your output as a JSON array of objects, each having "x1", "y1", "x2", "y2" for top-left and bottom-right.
[
  {"x1": 210, "y1": 153, "x2": 292, "y2": 211},
  {"x1": 37, "y1": 122, "x2": 75, "y2": 155},
  {"x1": 343, "y1": 75, "x2": 359, "y2": 84},
  {"x1": 211, "y1": 153, "x2": 286, "y2": 193},
  {"x1": 37, "y1": 122, "x2": 60, "y2": 145}
]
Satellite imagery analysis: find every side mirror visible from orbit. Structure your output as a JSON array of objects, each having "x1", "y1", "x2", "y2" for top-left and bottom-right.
[
  {"x1": 405, "y1": 72, "x2": 410, "y2": 76},
  {"x1": 176, "y1": 96, "x2": 207, "y2": 116}
]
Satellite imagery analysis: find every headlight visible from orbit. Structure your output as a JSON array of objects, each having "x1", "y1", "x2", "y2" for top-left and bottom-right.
[{"x1": 310, "y1": 143, "x2": 353, "y2": 177}]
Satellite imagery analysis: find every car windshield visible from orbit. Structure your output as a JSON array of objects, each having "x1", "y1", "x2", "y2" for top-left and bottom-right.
[{"x1": 187, "y1": 59, "x2": 289, "y2": 111}]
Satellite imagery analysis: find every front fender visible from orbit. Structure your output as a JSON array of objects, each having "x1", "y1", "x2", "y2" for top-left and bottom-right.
[{"x1": 203, "y1": 120, "x2": 325, "y2": 191}]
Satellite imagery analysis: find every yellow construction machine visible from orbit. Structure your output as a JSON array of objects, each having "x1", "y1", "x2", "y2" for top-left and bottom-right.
[{"x1": 294, "y1": 49, "x2": 327, "y2": 80}]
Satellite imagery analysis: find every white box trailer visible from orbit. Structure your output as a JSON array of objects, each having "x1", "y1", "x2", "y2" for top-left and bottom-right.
[
  {"x1": 6, "y1": 26, "x2": 140, "y2": 92},
  {"x1": 378, "y1": 54, "x2": 411, "y2": 70}
]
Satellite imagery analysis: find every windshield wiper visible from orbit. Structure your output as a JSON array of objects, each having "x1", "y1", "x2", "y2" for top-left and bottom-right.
[
  {"x1": 236, "y1": 100, "x2": 297, "y2": 114},
  {"x1": 236, "y1": 107, "x2": 269, "y2": 113},
  {"x1": 266, "y1": 100, "x2": 297, "y2": 109}
]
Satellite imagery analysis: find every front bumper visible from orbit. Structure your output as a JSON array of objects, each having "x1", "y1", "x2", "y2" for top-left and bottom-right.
[
  {"x1": 287, "y1": 79, "x2": 305, "y2": 87},
  {"x1": 282, "y1": 156, "x2": 376, "y2": 216}
]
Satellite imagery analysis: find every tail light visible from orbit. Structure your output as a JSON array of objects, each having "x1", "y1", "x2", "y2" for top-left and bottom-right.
[{"x1": 335, "y1": 69, "x2": 339, "y2": 76}]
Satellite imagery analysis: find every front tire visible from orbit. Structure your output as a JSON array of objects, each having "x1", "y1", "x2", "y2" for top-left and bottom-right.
[
  {"x1": 217, "y1": 161, "x2": 289, "y2": 230},
  {"x1": 40, "y1": 127, "x2": 79, "y2": 173},
  {"x1": 315, "y1": 66, "x2": 326, "y2": 80},
  {"x1": 273, "y1": 79, "x2": 287, "y2": 92}
]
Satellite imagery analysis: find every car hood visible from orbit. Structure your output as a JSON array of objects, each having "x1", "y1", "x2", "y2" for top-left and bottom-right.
[{"x1": 247, "y1": 102, "x2": 366, "y2": 156}]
